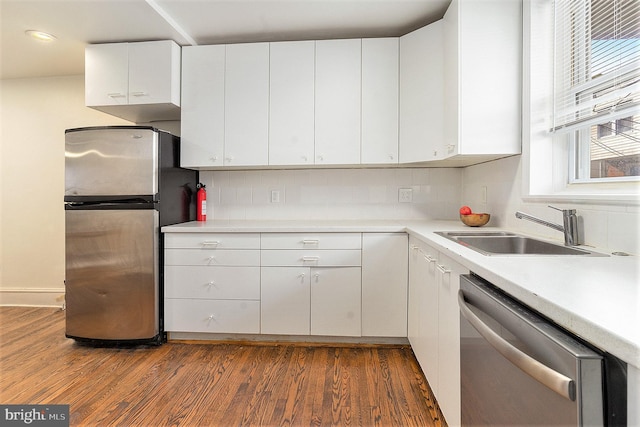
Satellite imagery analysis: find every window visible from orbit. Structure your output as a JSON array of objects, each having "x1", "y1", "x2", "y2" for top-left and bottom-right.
[{"x1": 552, "y1": 0, "x2": 640, "y2": 182}]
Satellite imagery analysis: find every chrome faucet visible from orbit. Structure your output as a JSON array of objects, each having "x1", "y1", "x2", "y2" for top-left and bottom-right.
[{"x1": 515, "y1": 205, "x2": 579, "y2": 246}]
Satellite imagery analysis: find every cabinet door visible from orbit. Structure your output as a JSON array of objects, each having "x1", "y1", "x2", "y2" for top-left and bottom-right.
[
  {"x1": 436, "y1": 252, "x2": 467, "y2": 427},
  {"x1": 225, "y1": 43, "x2": 269, "y2": 166},
  {"x1": 311, "y1": 267, "x2": 361, "y2": 336},
  {"x1": 407, "y1": 237, "x2": 439, "y2": 391},
  {"x1": 315, "y1": 39, "x2": 361, "y2": 165},
  {"x1": 128, "y1": 40, "x2": 180, "y2": 105},
  {"x1": 443, "y1": 0, "x2": 521, "y2": 158},
  {"x1": 443, "y1": 0, "x2": 460, "y2": 158},
  {"x1": 361, "y1": 233, "x2": 407, "y2": 337},
  {"x1": 399, "y1": 22, "x2": 444, "y2": 162},
  {"x1": 180, "y1": 45, "x2": 226, "y2": 167},
  {"x1": 362, "y1": 38, "x2": 399, "y2": 164},
  {"x1": 261, "y1": 267, "x2": 311, "y2": 335},
  {"x1": 85, "y1": 43, "x2": 129, "y2": 106},
  {"x1": 269, "y1": 41, "x2": 315, "y2": 166}
]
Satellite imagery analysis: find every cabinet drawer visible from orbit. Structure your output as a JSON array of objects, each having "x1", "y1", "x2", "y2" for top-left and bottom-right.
[
  {"x1": 165, "y1": 299, "x2": 260, "y2": 334},
  {"x1": 165, "y1": 233, "x2": 260, "y2": 249},
  {"x1": 261, "y1": 233, "x2": 361, "y2": 249},
  {"x1": 165, "y1": 249, "x2": 260, "y2": 266},
  {"x1": 165, "y1": 266, "x2": 260, "y2": 299},
  {"x1": 261, "y1": 250, "x2": 361, "y2": 267}
]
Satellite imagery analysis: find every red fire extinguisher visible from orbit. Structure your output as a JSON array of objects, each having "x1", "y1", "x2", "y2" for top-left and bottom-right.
[{"x1": 196, "y1": 183, "x2": 207, "y2": 221}]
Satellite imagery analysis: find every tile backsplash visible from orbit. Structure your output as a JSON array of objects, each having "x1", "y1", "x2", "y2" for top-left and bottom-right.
[
  {"x1": 200, "y1": 168, "x2": 463, "y2": 221},
  {"x1": 199, "y1": 156, "x2": 638, "y2": 255}
]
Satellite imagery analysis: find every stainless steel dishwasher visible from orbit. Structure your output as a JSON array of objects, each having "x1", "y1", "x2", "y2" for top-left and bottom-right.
[{"x1": 458, "y1": 274, "x2": 627, "y2": 426}]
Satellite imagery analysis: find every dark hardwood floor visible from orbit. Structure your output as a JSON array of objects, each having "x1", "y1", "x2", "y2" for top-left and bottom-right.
[{"x1": 0, "y1": 306, "x2": 445, "y2": 426}]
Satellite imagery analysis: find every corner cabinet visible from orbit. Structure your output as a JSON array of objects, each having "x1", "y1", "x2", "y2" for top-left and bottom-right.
[
  {"x1": 408, "y1": 235, "x2": 466, "y2": 427},
  {"x1": 441, "y1": 0, "x2": 522, "y2": 162},
  {"x1": 85, "y1": 40, "x2": 181, "y2": 123}
]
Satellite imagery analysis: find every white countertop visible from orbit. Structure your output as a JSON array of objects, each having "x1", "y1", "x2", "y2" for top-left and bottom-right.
[{"x1": 163, "y1": 219, "x2": 640, "y2": 368}]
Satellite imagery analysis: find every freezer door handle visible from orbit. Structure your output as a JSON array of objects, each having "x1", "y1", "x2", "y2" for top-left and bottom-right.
[{"x1": 458, "y1": 290, "x2": 576, "y2": 401}]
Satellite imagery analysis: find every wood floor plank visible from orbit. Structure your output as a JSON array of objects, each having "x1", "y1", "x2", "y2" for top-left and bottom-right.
[{"x1": 0, "y1": 307, "x2": 445, "y2": 426}]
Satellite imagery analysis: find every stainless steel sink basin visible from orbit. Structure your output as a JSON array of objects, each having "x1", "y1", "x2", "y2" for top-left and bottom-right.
[{"x1": 435, "y1": 231, "x2": 607, "y2": 256}]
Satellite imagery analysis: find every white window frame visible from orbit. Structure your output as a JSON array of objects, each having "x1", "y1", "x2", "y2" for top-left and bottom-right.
[{"x1": 522, "y1": 0, "x2": 640, "y2": 205}]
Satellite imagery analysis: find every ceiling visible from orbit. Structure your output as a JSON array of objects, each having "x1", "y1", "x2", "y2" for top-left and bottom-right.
[{"x1": 0, "y1": 0, "x2": 451, "y2": 80}]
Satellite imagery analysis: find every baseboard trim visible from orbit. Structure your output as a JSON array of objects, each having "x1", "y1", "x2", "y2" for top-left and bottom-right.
[{"x1": 0, "y1": 288, "x2": 65, "y2": 307}]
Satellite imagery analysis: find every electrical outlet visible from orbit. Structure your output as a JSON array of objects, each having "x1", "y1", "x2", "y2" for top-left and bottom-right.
[
  {"x1": 481, "y1": 186, "x2": 487, "y2": 204},
  {"x1": 398, "y1": 188, "x2": 413, "y2": 203},
  {"x1": 270, "y1": 190, "x2": 280, "y2": 203}
]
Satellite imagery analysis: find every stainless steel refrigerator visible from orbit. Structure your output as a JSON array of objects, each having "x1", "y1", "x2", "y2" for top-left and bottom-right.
[{"x1": 64, "y1": 126, "x2": 197, "y2": 345}]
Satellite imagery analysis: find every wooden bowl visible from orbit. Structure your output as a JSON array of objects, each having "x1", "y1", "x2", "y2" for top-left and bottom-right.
[{"x1": 460, "y1": 213, "x2": 490, "y2": 227}]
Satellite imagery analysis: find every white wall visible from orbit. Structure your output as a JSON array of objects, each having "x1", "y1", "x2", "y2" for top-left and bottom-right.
[
  {"x1": 199, "y1": 167, "x2": 463, "y2": 221},
  {"x1": 462, "y1": 155, "x2": 639, "y2": 255},
  {"x1": 0, "y1": 75, "x2": 131, "y2": 306}
]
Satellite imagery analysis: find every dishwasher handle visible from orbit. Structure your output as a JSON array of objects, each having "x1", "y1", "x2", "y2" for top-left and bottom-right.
[{"x1": 458, "y1": 290, "x2": 576, "y2": 401}]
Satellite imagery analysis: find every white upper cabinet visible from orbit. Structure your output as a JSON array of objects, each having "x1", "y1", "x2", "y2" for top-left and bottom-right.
[
  {"x1": 315, "y1": 39, "x2": 362, "y2": 165},
  {"x1": 180, "y1": 45, "x2": 225, "y2": 168},
  {"x1": 224, "y1": 43, "x2": 270, "y2": 166},
  {"x1": 269, "y1": 41, "x2": 315, "y2": 166},
  {"x1": 362, "y1": 38, "x2": 399, "y2": 164},
  {"x1": 85, "y1": 43, "x2": 129, "y2": 106},
  {"x1": 85, "y1": 40, "x2": 181, "y2": 123},
  {"x1": 443, "y1": 0, "x2": 521, "y2": 159},
  {"x1": 399, "y1": 22, "x2": 444, "y2": 163}
]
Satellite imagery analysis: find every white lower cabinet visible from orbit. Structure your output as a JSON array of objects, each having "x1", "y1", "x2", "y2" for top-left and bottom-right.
[
  {"x1": 164, "y1": 299, "x2": 260, "y2": 334},
  {"x1": 310, "y1": 267, "x2": 361, "y2": 336},
  {"x1": 261, "y1": 266, "x2": 361, "y2": 337},
  {"x1": 408, "y1": 235, "x2": 466, "y2": 427},
  {"x1": 165, "y1": 231, "x2": 408, "y2": 341},
  {"x1": 362, "y1": 233, "x2": 408, "y2": 337},
  {"x1": 260, "y1": 267, "x2": 311, "y2": 335},
  {"x1": 164, "y1": 233, "x2": 261, "y2": 334},
  {"x1": 261, "y1": 232, "x2": 362, "y2": 337}
]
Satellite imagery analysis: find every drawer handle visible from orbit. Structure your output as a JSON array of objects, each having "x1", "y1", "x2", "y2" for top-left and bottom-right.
[
  {"x1": 436, "y1": 264, "x2": 451, "y2": 274},
  {"x1": 206, "y1": 281, "x2": 217, "y2": 289},
  {"x1": 302, "y1": 239, "x2": 319, "y2": 245},
  {"x1": 302, "y1": 256, "x2": 320, "y2": 262},
  {"x1": 202, "y1": 241, "x2": 220, "y2": 247},
  {"x1": 206, "y1": 256, "x2": 216, "y2": 265},
  {"x1": 424, "y1": 255, "x2": 437, "y2": 263},
  {"x1": 206, "y1": 314, "x2": 217, "y2": 324}
]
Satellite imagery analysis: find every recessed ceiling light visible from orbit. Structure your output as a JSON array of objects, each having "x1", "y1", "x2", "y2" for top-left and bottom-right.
[{"x1": 25, "y1": 30, "x2": 56, "y2": 42}]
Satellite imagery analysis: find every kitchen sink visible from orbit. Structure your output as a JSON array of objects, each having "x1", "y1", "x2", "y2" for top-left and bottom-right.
[{"x1": 435, "y1": 231, "x2": 607, "y2": 256}]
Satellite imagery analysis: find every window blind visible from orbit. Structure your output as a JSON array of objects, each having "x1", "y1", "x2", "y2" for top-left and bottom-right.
[{"x1": 552, "y1": 0, "x2": 640, "y2": 133}]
